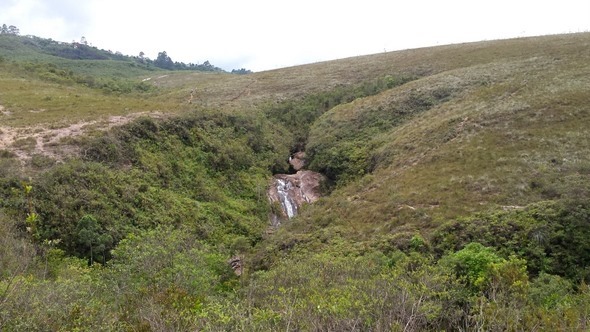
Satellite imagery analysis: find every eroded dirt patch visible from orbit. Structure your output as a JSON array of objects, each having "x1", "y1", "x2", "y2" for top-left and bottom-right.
[
  {"x1": 0, "y1": 111, "x2": 164, "y2": 163},
  {"x1": 0, "y1": 105, "x2": 11, "y2": 116}
]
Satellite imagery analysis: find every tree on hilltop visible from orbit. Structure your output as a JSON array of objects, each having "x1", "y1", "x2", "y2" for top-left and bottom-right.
[
  {"x1": 154, "y1": 50, "x2": 174, "y2": 69},
  {"x1": 232, "y1": 68, "x2": 253, "y2": 75},
  {"x1": 0, "y1": 24, "x2": 20, "y2": 35}
]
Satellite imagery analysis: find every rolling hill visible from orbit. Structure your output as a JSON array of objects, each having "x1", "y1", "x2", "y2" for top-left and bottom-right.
[{"x1": 1, "y1": 32, "x2": 590, "y2": 331}]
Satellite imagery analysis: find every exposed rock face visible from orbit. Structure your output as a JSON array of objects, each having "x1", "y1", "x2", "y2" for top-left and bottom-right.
[
  {"x1": 268, "y1": 170, "x2": 324, "y2": 224},
  {"x1": 289, "y1": 151, "x2": 306, "y2": 171},
  {"x1": 228, "y1": 256, "x2": 243, "y2": 276}
]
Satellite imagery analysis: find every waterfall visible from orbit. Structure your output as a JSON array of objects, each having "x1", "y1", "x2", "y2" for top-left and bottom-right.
[
  {"x1": 268, "y1": 152, "x2": 324, "y2": 223},
  {"x1": 276, "y1": 178, "x2": 297, "y2": 218}
]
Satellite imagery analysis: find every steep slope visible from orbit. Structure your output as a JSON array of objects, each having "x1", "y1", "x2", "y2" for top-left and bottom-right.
[{"x1": 263, "y1": 32, "x2": 590, "y2": 252}]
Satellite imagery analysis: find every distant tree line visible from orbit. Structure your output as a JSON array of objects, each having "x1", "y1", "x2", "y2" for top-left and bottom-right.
[
  {"x1": 1, "y1": 24, "x2": 19, "y2": 35},
  {"x1": 1, "y1": 25, "x2": 253, "y2": 73},
  {"x1": 146, "y1": 51, "x2": 253, "y2": 73},
  {"x1": 231, "y1": 68, "x2": 253, "y2": 75},
  {"x1": 144, "y1": 50, "x2": 224, "y2": 72}
]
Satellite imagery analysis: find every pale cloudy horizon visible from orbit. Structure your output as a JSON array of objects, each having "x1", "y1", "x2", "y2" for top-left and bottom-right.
[{"x1": 1, "y1": 0, "x2": 589, "y2": 72}]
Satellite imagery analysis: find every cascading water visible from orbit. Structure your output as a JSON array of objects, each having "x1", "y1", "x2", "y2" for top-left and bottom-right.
[
  {"x1": 268, "y1": 152, "x2": 324, "y2": 225},
  {"x1": 276, "y1": 178, "x2": 297, "y2": 218}
]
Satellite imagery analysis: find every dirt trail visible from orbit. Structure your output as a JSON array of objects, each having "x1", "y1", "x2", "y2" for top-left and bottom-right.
[{"x1": 0, "y1": 111, "x2": 163, "y2": 162}]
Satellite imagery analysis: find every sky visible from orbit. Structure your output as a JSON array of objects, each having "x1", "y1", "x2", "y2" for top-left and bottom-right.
[{"x1": 1, "y1": 0, "x2": 589, "y2": 72}]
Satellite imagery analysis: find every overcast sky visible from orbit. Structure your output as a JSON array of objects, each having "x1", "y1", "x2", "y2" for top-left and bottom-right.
[{"x1": 1, "y1": 0, "x2": 589, "y2": 72}]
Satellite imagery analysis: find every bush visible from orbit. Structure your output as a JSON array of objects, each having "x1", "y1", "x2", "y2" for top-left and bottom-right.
[
  {"x1": 433, "y1": 200, "x2": 590, "y2": 282},
  {"x1": 440, "y1": 242, "x2": 504, "y2": 292}
]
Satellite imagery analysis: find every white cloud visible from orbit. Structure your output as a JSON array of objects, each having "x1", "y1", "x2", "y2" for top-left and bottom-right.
[
  {"x1": 1, "y1": 0, "x2": 589, "y2": 71},
  {"x1": 0, "y1": 0, "x2": 91, "y2": 42}
]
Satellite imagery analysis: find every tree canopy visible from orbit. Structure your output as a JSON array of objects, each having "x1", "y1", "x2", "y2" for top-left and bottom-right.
[{"x1": 1, "y1": 24, "x2": 19, "y2": 35}]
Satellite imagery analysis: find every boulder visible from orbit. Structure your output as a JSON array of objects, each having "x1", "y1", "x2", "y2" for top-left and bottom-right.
[
  {"x1": 289, "y1": 151, "x2": 306, "y2": 171},
  {"x1": 228, "y1": 256, "x2": 243, "y2": 276}
]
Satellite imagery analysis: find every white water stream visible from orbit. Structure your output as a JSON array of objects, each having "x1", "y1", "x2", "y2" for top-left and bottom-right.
[{"x1": 276, "y1": 179, "x2": 297, "y2": 218}]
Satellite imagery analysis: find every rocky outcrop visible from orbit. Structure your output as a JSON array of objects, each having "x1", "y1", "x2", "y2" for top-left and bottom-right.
[
  {"x1": 289, "y1": 151, "x2": 306, "y2": 171},
  {"x1": 228, "y1": 256, "x2": 243, "y2": 276},
  {"x1": 268, "y1": 170, "x2": 324, "y2": 224}
]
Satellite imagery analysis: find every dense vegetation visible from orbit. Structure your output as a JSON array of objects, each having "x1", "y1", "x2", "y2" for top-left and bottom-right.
[{"x1": 1, "y1": 31, "x2": 590, "y2": 330}]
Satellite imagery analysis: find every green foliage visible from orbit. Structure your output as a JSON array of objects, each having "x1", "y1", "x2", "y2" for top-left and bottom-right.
[
  {"x1": 0, "y1": 213, "x2": 35, "y2": 280},
  {"x1": 529, "y1": 272, "x2": 573, "y2": 309},
  {"x1": 409, "y1": 233, "x2": 429, "y2": 252},
  {"x1": 433, "y1": 200, "x2": 590, "y2": 282},
  {"x1": 93, "y1": 227, "x2": 237, "y2": 330},
  {"x1": 231, "y1": 68, "x2": 253, "y2": 74},
  {"x1": 22, "y1": 110, "x2": 290, "y2": 260},
  {"x1": 11, "y1": 136, "x2": 36, "y2": 151},
  {"x1": 29, "y1": 154, "x2": 56, "y2": 169},
  {"x1": 0, "y1": 33, "x2": 149, "y2": 75},
  {"x1": 440, "y1": 242, "x2": 504, "y2": 291},
  {"x1": 152, "y1": 51, "x2": 223, "y2": 71},
  {"x1": 0, "y1": 34, "x2": 224, "y2": 74},
  {"x1": 306, "y1": 85, "x2": 456, "y2": 184},
  {"x1": 15, "y1": 60, "x2": 155, "y2": 93},
  {"x1": 76, "y1": 215, "x2": 112, "y2": 265},
  {"x1": 0, "y1": 157, "x2": 20, "y2": 179},
  {"x1": 44, "y1": 42, "x2": 110, "y2": 60},
  {"x1": 0, "y1": 24, "x2": 19, "y2": 35},
  {"x1": 227, "y1": 251, "x2": 457, "y2": 331},
  {"x1": 154, "y1": 51, "x2": 174, "y2": 70},
  {"x1": 265, "y1": 75, "x2": 414, "y2": 153}
]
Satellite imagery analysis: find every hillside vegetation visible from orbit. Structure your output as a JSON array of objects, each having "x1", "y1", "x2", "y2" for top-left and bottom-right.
[{"x1": 1, "y1": 32, "x2": 590, "y2": 331}]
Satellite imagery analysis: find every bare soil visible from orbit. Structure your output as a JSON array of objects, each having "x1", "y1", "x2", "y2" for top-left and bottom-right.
[{"x1": 0, "y1": 111, "x2": 163, "y2": 162}]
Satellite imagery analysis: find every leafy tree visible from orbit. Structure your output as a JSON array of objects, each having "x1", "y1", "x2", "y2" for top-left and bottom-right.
[
  {"x1": 6, "y1": 25, "x2": 19, "y2": 35},
  {"x1": 231, "y1": 68, "x2": 253, "y2": 75},
  {"x1": 529, "y1": 272, "x2": 572, "y2": 309},
  {"x1": 137, "y1": 51, "x2": 146, "y2": 63},
  {"x1": 76, "y1": 215, "x2": 112, "y2": 265},
  {"x1": 440, "y1": 242, "x2": 504, "y2": 292},
  {"x1": 154, "y1": 51, "x2": 174, "y2": 69},
  {"x1": 0, "y1": 24, "x2": 7, "y2": 34}
]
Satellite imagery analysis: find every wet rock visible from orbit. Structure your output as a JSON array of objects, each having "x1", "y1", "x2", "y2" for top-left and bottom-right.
[{"x1": 268, "y1": 170, "x2": 324, "y2": 223}]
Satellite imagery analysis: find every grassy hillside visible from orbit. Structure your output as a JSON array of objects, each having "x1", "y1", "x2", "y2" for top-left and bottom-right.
[
  {"x1": 0, "y1": 34, "x2": 159, "y2": 77},
  {"x1": 1, "y1": 32, "x2": 590, "y2": 330},
  {"x1": 305, "y1": 36, "x2": 590, "y2": 218},
  {"x1": 261, "y1": 31, "x2": 590, "y2": 274}
]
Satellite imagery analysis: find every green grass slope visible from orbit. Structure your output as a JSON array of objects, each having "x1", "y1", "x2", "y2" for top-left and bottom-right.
[
  {"x1": 0, "y1": 34, "x2": 158, "y2": 77},
  {"x1": 260, "y1": 32, "x2": 590, "y2": 258}
]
